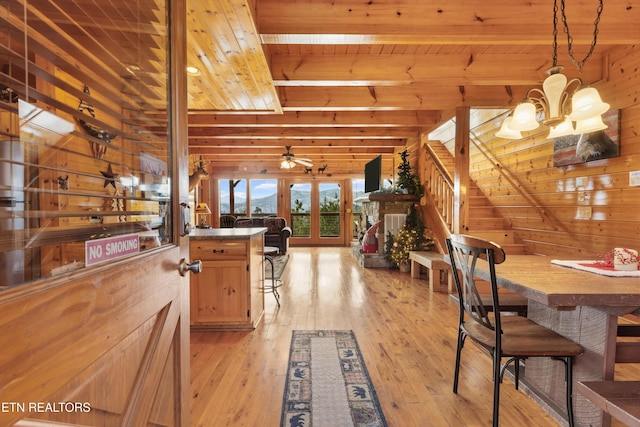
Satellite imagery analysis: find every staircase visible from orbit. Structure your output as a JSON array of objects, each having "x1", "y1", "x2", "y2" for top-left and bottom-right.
[{"x1": 424, "y1": 141, "x2": 526, "y2": 255}]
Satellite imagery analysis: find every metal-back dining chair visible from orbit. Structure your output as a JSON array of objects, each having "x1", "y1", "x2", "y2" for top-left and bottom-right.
[{"x1": 446, "y1": 234, "x2": 584, "y2": 427}]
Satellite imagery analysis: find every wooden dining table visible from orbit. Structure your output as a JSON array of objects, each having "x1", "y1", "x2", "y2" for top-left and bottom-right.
[{"x1": 463, "y1": 254, "x2": 640, "y2": 427}]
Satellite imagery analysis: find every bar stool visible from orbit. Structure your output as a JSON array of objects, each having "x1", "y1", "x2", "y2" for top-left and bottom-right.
[{"x1": 264, "y1": 246, "x2": 280, "y2": 307}]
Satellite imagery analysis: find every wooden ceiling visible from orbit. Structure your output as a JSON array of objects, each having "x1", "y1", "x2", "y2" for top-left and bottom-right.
[{"x1": 186, "y1": 0, "x2": 640, "y2": 177}]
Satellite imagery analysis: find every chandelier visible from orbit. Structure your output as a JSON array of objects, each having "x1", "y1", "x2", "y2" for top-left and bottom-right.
[{"x1": 497, "y1": 0, "x2": 608, "y2": 140}]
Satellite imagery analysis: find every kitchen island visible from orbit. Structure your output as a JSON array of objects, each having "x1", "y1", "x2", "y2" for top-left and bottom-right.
[{"x1": 189, "y1": 228, "x2": 266, "y2": 330}]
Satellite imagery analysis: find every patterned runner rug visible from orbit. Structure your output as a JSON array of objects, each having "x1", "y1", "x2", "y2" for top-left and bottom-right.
[
  {"x1": 281, "y1": 330, "x2": 388, "y2": 427},
  {"x1": 266, "y1": 254, "x2": 289, "y2": 280}
]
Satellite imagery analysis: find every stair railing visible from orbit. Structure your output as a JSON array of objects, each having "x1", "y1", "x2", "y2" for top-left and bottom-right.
[
  {"x1": 423, "y1": 144, "x2": 454, "y2": 233},
  {"x1": 469, "y1": 131, "x2": 558, "y2": 231}
]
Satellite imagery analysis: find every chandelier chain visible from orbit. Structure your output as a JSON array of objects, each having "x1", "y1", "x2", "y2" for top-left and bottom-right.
[
  {"x1": 552, "y1": 0, "x2": 559, "y2": 67},
  {"x1": 559, "y1": 0, "x2": 604, "y2": 73}
]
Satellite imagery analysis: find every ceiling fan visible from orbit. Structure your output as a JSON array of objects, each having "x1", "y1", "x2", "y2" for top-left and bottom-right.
[{"x1": 280, "y1": 146, "x2": 313, "y2": 169}]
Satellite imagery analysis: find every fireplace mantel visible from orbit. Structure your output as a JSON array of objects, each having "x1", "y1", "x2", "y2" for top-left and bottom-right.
[{"x1": 366, "y1": 192, "x2": 419, "y2": 203}]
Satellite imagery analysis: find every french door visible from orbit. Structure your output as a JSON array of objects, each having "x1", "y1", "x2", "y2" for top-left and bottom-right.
[{"x1": 287, "y1": 181, "x2": 344, "y2": 246}]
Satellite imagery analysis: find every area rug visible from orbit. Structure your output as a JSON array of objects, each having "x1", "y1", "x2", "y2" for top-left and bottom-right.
[
  {"x1": 266, "y1": 254, "x2": 289, "y2": 280},
  {"x1": 281, "y1": 330, "x2": 388, "y2": 427}
]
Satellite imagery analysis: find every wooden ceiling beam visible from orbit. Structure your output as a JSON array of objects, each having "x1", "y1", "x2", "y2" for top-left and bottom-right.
[
  {"x1": 268, "y1": 53, "x2": 602, "y2": 87},
  {"x1": 199, "y1": 158, "x2": 387, "y2": 169},
  {"x1": 276, "y1": 85, "x2": 531, "y2": 110},
  {"x1": 189, "y1": 147, "x2": 395, "y2": 155},
  {"x1": 201, "y1": 156, "x2": 389, "y2": 163},
  {"x1": 187, "y1": 110, "x2": 440, "y2": 126},
  {"x1": 260, "y1": 33, "x2": 635, "y2": 46},
  {"x1": 188, "y1": 139, "x2": 407, "y2": 148},
  {"x1": 257, "y1": 1, "x2": 640, "y2": 45},
  {"x1": 188, "y1": 127, "x2": 419, "y2": 138}
]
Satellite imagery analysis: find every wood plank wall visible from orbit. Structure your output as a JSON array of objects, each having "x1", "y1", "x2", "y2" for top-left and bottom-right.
[{"x1": 453, "y1": 44, "x2": 640, "y2": 259}]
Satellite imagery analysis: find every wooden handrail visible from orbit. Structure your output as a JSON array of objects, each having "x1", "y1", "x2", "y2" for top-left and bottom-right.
[
  {"x1": 468, "y1": 131, "x2": 558, "y2": 231},
  {"x1": 424, "y1": 144, "x2": 453, "y2": 188},
  {"x1": 423, "y1": 144, "x2": 454, "y2": 234}
]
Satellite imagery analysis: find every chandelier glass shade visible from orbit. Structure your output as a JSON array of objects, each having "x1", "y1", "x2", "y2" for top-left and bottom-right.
[
  {"x1": 574, "y1": 115, "x2": 608, "y2": 135},
  {"x1": 511, "y1": 102, "x2": 539, "y2": 132},
  {"x1": 494, "y1": 117, "x2": 523, "y2": 139},
  {"x1": 547, "y1": 117, "x2": 575, "y2": 139},
  {"x1": 497, "y1": 0, "x2": 608, "y2": 140},
  {"x1": 569, "y1": 87, "x2": 610, "y2": 121}
]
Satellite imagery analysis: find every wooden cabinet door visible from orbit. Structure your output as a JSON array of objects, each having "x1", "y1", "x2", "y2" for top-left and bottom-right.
[{"x1": 191, "y1": 260, "x2": 249, "y2": 326}]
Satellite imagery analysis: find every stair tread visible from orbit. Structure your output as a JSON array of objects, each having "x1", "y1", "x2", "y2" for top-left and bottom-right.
[{"x1": 425, "y1": 141, "x2": 525, "y2": 254}]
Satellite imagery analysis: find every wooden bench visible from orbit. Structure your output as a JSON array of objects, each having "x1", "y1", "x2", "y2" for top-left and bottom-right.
[
  {"x1": 409, "y1": 251, "x2": 450, "y2": 292},
  {"x1": 578, "y1": 381, "x2": 640, "y2": 427}
]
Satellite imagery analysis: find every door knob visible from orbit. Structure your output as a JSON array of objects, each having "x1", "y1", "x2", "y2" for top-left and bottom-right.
[{"x1": 179, "y1": 258, "x2": 202, "y2": 276}]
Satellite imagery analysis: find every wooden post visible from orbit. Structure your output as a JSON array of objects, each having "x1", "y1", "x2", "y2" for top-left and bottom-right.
[{"x1": 453, "y1": 106, "x2": 470, "y2": 235}]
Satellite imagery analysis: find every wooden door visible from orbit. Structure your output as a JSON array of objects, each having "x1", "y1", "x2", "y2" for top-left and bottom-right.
[{"x1": 0, "y1": 0, "x2": 191, "y2": 425}]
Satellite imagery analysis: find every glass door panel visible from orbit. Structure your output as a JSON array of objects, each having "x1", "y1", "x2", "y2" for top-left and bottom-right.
[
  {"x1": 290, "y1": 183, "x2": 311, "y2": 237},
  {"x1": 0, "y1": 0, "x2": 173, "y2": 288},
  {"x1": 319, "y1": 183, "x2": 341, "y2": 238}
]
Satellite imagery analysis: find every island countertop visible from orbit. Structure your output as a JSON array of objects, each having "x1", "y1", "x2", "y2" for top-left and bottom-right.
[{"x1": 190, "y1": 227, "x2": 267, "y2": 240}]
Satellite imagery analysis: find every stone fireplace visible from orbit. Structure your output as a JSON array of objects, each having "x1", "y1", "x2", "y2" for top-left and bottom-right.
[{"x1": 352, "y1": 192, "x2": 419, "y2": 268}]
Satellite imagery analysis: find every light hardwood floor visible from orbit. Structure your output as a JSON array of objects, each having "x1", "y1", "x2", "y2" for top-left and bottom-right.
[{"x1": 190, "y1": 247, "x2": 635, "y2": 427}]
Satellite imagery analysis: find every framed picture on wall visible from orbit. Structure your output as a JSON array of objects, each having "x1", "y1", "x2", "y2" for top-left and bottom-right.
[{"x1": 553, "y1": 109, "x2": 620, "y2": 167}]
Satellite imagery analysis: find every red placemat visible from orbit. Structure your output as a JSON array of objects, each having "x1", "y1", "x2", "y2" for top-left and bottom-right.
[{"x1": 551, "y1": 260, "x2": 640, "y2": 277}]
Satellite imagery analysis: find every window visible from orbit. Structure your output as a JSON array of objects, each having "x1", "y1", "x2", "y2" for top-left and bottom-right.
[
  {"x1": 0, "y1": 0, "x2": 172, "y2": 288},
  {"x1": 250, "y1": 179, "x2": 277, "y2": 216},
  {"x1": 219, "y1": 179, "x2": 246, "y2": 216}
]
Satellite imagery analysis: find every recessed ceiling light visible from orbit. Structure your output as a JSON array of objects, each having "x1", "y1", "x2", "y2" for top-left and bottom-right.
[{"x1": 186, "y1": 66, "x2": 201, "y2": 76}]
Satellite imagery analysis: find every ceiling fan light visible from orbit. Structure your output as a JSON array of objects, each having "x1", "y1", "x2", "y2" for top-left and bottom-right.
[
  {"x1": 510, "y1": 102, "x2": 540, "y2": 131},
  {"x1": 574, "y1": 115, "x2": 608, "y2": 135},
  {"x1": 495, "y1": 117, "x2": 523, "y2": 139},
  {"x1": 547, "y1": 117, "x2": 576, "y2": 139},
  {"x1": 568, "y1": 87, "x2": 610, "y2": 121},
  {"x1": 280, "y1": 159, "x2": 295, "y2": 169}
]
